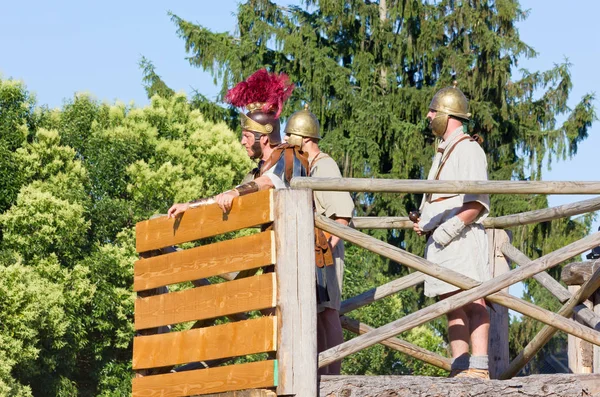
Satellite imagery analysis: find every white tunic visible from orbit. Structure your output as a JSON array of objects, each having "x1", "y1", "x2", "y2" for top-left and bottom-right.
[{"x1": 421, "y1": 127, "x2": 490, "y2": 297}]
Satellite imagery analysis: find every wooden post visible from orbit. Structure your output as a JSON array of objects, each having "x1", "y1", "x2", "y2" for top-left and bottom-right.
[
  {"x1": 486, "y1": 229, "x2": 511, "y2": 379},
  {"x1": 274, "y1": 189, "x2": 317, "y2": 397}
]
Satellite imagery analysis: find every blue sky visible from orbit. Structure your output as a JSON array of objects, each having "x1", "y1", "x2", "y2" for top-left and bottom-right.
[{"x1": 2, "y1": 1, "x2": 598, "y2": 261}]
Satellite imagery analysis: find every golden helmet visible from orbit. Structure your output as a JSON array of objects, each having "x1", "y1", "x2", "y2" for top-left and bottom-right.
[
  {"x1": 284, "y1": 104, "x2": 321, "y2": 141},
  {"x1": 428, "y1": 83, "x2": 471, "y2": 136}
]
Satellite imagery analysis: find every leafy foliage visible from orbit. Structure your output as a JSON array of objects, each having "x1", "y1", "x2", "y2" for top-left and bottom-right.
[{"x1": 0, "y1": 77, "x2": 251, "y2": 395}]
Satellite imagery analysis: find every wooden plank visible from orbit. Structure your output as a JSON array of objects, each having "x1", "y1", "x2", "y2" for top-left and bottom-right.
[
  {"x1": 290, "y1": 177, "x2": 600, "y2": 195},
  {"x1": 136, "y1": 190, "x2": 273, "y2": 253},
  {"x1": 132, "y1": 360, "x2": 277, "y2": 397},
  {"x1": 134, "y1": 231, "x2": 275, "y2": 291},
  {"x1": 486, "y1": 229, "x2": 510, "y2": 380},
  {"x1": 135, "y1": 273, "x2": 276, "y2": 330},
  {"x1": 133, "y1": 316, "x2": 277, "y2": 369},
  {"x1": 200, "y1": 391, "x2": 276, "y2": 397},
  {"x1": 274, "y1": 189, "x2": 318, "y2": 397},
  {"x1": 340, "y1": 316, "x2": 451, "y2": 371},
  {"x1": 315, "y1": 215, "x2": 600, "y2": 368}
]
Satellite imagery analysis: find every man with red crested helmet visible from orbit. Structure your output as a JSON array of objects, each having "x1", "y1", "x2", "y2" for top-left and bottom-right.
[{"x1": 168, "y1": 69, "x2": 308, "y2": 217}]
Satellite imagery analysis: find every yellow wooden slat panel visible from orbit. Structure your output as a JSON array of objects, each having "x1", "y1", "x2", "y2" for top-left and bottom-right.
[
  {"x1": 135, "y1": 273, "x2": 276, "y2": 330},
  {"x1": 136, "y1": 190, "x2": 273, "y2": 253},
  {"x1": 133, "y1": 316, "x2": 277, "y2": 369},
  {"x1": 132, "y1": 360, "x2": 276, "y2": 397},
  {"x1": 134, "y1": 231, "x2": 275, "y2": 291}
]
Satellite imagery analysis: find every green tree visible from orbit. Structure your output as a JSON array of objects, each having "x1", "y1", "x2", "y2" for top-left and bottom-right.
[
  {"x1": 0, "y1": 77, "x2": 253, "y2": 394},
  {"x1": 171, "y1": 0, "x2": 596, "y2": 374}
]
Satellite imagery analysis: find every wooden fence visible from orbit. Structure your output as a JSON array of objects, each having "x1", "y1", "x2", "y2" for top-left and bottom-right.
[
  {"x1": 133, "y1": 178, "x2": 600, "y2": 396},
  {"x1": 133, "y1": 189, "x2": 317, "y2": 396},
  {"x1": 290, "y1": 177, "x2": 600, "y2": 384}
]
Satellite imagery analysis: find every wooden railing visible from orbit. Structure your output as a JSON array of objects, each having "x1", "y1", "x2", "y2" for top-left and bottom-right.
[
  {"x1": 133, "y1": 178, "x2": 600, "y2": 396},
  {"x1": 292, "y1": 177, "x2": 600, "y2": 382},
  {"x1": 133, "y1": 189, "x2": 318, "y2": 396}
]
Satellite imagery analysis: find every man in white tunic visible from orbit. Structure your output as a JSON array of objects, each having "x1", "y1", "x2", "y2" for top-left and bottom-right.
[
  {"x1": 413, "y1": 84, "x2": 491, "y2": 379},
  {"x1": 285, "y1": 105, "x2": 355, "y2": 375}
]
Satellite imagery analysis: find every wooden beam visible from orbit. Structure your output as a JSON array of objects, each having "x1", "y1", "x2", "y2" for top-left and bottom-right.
[
  {"x1": 132, "y1": 360, "x2": 277, "y2": 397},
  {"x1": 353, "y1": 196, "x2": 600, "y2": 230},
  {"x1": 340, "y1": 272, "x2": 424, "y2": 315},
  {"x1": 291, "y1": 177, "x2": 600, "y2": 195},
  {"x1": 134, "y1": 231, "x2": 275, "y2": 291},
  {"x1": 340, "y1": 316, "x2": 451, "y2": 371},
  {"x1": 136, "y1": 190, "x2": 273, "y2": 253},
  {"x1": 502, "y1": 244, "x2": 600, "y2": 329},
  {"x1": 273, "y1": 189, "x2": 318, "y2": 397},
  {"x1": 319, "y1": 374, "x2": 600, "y2": 397},
  {"x1": 318, "y1": 215, "x2": 600, "y2": 345},
  {"x1": 315, "y1": 215, "x2": 600, "y2": 368},
  {"x1": 318, "y1": 215, "x2": 600, "y2": 347},
  {"x1": 483, "y1": 196, "x2": 600, "y2": 229},
  {"x1": 500, "y1": 264, "x2": 600, "y2": 379},
  {"x1": 352, "y1": 217, "x2": 413, "y2": 230},
  {"x1": 135, "y1": 273, "x2": 276, "y2": 330},
  {"x1": 562, "y1": 260, "x2": 600, "y2": 285},
  {"x1": 133, "y1": 316, "x2": 277, "y2": 369}
]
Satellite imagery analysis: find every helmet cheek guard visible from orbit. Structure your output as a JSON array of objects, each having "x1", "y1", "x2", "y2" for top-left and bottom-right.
[
  {"x1": 286, "y1": 134, "x2": 304, "y2": 150},
  {"x1": 428, "y1": 82, "x2": 471, "y2": 136},
  {"x1": 430, "y1": 113, "x2": 449, "y2": 137}
]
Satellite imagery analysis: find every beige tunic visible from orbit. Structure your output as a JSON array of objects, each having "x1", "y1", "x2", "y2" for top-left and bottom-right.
[
  {"x1": 421, "y1": 127, "x2": 490, "y2": 297},
  {"x1": 310, "y1": 152, "x2": 355, "y2": 312}
]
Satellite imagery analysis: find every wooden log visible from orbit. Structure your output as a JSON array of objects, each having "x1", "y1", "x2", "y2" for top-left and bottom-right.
[
  {"x1": 132, "y1": 360, "x2": 277, "y2": 397},
  {"x1": 316, "y1": 215, "x2": 600, "y2": 368},
  {"x1": 502, "y1": 244, "x2": 600, "y2": 329},
  {"x1": 339, "y1": 272, "x2": 425, "y2": 315},
  {"x1": 352, "y1": 217, "x2": 413, "y2": 229},
  {"x1": 483, "y1": 196, "x2": 600, "y2": 229},
  {"x1": 273, "y1": 189, "x2": 317, "y2": 397},
  {"x1": 352, "y1": 196, "x2": 600, "y2": 230},
  {"x1": 136, "y1": 190, "x2": 273, "y2": 253},
  {"x1": 134, "y1": 232, "x2": 275, "y2": 291},
  {"x1": 290, "y1": 177, "x2": 600, "y2": 195},
  {"x1": 134, "y1": 273, "x2": 276, "y2": 330},
  {"x1": 341, "y1": 316, "x2": 451, "y2": 371},
  {"x1": 317, "y1": 215, "x2": 600, "y2": 345},
  {"x1": 486, "y1": 229, "x2": 510, "y2": 379},
  {"x1": 500, "y1": 264, "x2": 600, "y2": 379},
  {"x1": 133, "y1": 316, "x2": 277, "y2": 369},
  {"x1": 318, "y1": 374, "x2": 600, "y2": 397},
  {"x1": 562, "y1": 260, "x2": 600, "y2": 285}
]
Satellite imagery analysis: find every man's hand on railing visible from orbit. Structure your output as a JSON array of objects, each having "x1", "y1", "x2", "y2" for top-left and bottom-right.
[
  {"x1": 167, "y1": 202, "x2": 190, "y2": 218},
  {"x1": 215, "y1": 190, "x2": 239, "y2": 213}
]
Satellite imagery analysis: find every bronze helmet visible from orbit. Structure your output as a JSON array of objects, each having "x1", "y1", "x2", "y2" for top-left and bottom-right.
[
  {"x1": 240, "y1": 102, "x2": 282, "y2": 146},
  {"x1": 284, "y1": 104, "x2": 320, "y2": 148},
  {"x1": 428, "y1": 82, "x2": 471, "y2": 137}
]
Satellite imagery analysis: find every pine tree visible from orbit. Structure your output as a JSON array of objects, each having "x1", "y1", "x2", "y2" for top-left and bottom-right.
[{"x1": 171, "y1": 0, "x2": 597, "y2": 374}]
